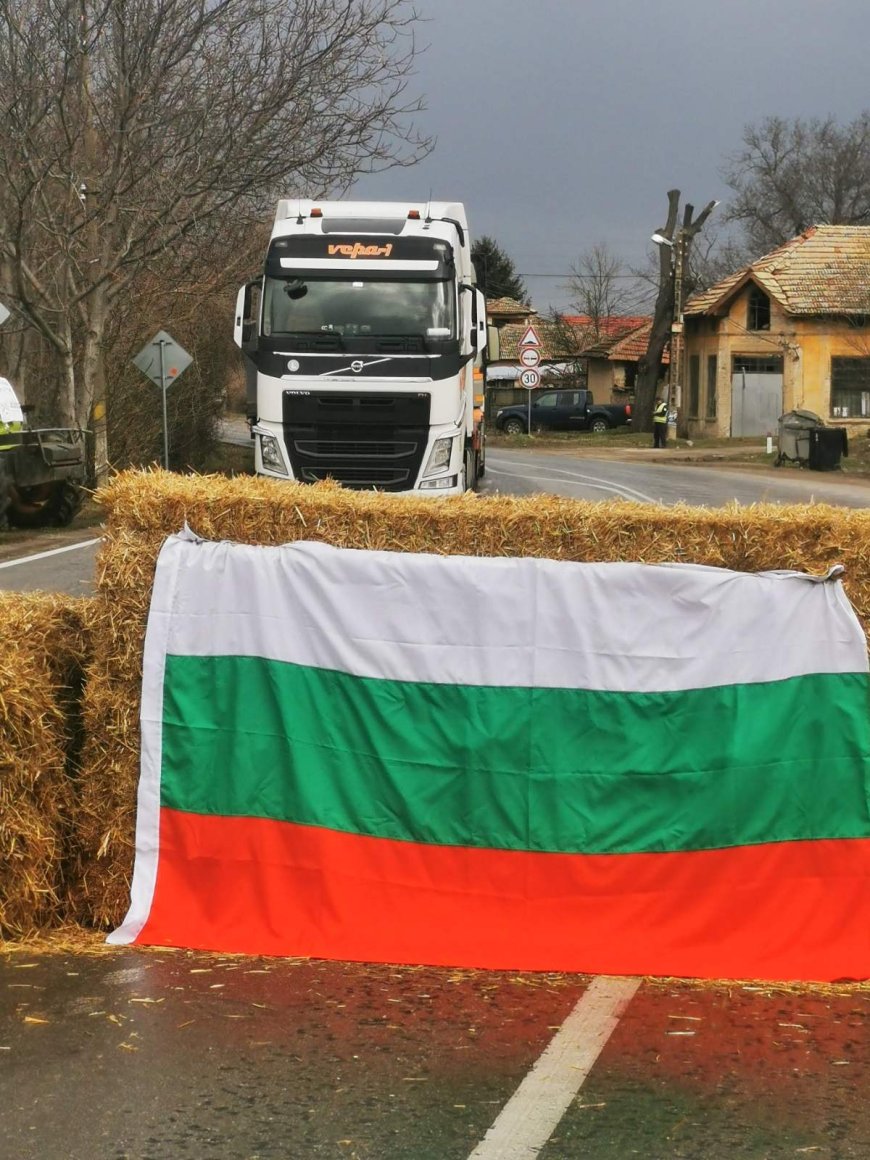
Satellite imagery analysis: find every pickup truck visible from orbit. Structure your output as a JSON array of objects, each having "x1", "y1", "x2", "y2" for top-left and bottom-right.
[{"x1": 495, "y1": 389, "x2": 632, "y2": 435}]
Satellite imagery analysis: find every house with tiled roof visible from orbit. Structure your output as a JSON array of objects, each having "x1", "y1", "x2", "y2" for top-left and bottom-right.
[
  {"x1": 682, "y1": 225, "x2": 870, "y2": 438},
  {"x1": 486, "y1": 297, "x2": 536, "y2": 326},
  {"x1": 573, "y1": 318, "x2": 664, "y2": 402},
  {"x1": 485, "y1": 313, "x2": 659, "y2": 406}
]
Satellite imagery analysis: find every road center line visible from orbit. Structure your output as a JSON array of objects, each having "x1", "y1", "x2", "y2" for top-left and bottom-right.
[
  {"x1": 487, "y1": 465, "x2": 661, "y2": 505},
  {"x1": 0, "y1": 537, "x2": 101, "y2": 569},
  {"x1": 467, "y1": 975, "x2": 640, "y2": 1160}
]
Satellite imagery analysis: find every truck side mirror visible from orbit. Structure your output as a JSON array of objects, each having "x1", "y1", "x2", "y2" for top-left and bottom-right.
[
  {"x1": 459, "y1": 283, "x2": 479, "y2": 350},
  {"x1": 473, "y1": 289, "x2": 486, "y2": 351},
  {"x1": 234, "y1": 280, "x2": 260, "y2": 350}
]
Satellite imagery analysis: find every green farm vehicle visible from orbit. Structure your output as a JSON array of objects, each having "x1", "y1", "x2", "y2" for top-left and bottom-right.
[{"x1": 0, "y1": 379, "x2": 86, "y2": 530}]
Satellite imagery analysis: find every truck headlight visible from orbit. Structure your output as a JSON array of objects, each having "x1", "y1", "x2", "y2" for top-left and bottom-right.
[
  {"x1": 259, "y1": 432, "x2": 288, "y2": 475},
  {"x1": 423, "y1": 436, "x2": 455, "y2": 477},
  {"x1": 419, "y1": 475, "x2": 458, "y2": 490}
]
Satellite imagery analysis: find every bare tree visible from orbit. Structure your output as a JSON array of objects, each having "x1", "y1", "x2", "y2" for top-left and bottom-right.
[
  {"x1": 633, "y1": 222, "x2": 748, "y2": 305},
  {"x1": 0, "y1": 0, "x2": 431, "y2": 477},
  {"x1": 722, "y1": 113, "x2": 870, "y2": 255},
  {"x1": 635, "y1": 190, "x2": 718, "y2": 431},
  {"x1": 564, "y1": 243, "x2": 650, "y2": 338}
]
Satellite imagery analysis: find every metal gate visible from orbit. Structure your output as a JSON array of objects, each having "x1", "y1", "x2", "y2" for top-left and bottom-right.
[{"x1": 730, "y1": 369, "x2": 783, "y2": 436}]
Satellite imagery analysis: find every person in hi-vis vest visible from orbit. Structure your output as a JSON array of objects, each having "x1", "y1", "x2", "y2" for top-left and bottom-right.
[{"x1": 653, "y1": 398, "x2": 669, "y2": 448}]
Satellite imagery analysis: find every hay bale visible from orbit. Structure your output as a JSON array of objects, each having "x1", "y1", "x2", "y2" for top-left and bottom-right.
[
  {"x1": 0, "y1": 594, "x2": 91, "y2": 939},
  {"x1": 76, "y1": 469, "x2": 870, "y2": 929}
]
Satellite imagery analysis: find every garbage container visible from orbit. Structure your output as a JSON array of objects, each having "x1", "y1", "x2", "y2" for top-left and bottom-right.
[
  {"x1": 776, "y1": 410, "x2": 824, "y2": 467},
  {"x1": 808, "y1": 426, "x2": 848, "y2": 471}
]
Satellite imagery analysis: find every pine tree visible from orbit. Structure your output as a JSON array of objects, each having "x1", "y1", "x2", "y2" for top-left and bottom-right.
[{"x1": 471, "y1": 236, "x2": 528, "y2": 303}]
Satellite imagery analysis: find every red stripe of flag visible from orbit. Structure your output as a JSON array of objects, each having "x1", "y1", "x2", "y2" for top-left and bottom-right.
[{"x1": 136, "y1": 808, "x2": 870, "y2": 981}]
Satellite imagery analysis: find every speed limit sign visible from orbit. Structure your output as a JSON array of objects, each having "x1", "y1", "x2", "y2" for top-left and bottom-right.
[{"x1": 520, "y1": 368, "x2": 540, "y2": 389}]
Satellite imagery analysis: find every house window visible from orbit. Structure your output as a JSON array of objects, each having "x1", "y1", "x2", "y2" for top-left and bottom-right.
[
  {"x1": 831, "y1": 357, "x2": 870, "y2": 418},
  {"x1": 733, "y1": 355, "x2": 783, "y2": 374},
  {"x1": 706, "y1": 354, "x2": 717, "y2": 419},
  {"x1": 688, "y1": 355, "x2": 700, "y2": 418},
  {"x1": 747, "y1": 287, "x2": 770, "y2": 331}
]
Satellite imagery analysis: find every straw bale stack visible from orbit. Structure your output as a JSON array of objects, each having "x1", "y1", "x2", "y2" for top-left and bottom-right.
[
  {"x1": 77, "y1": 468, "x2": 870, "y2": 929},
  {"x1": 0, "y1": 594, "x2": 91, "y2": 939}
]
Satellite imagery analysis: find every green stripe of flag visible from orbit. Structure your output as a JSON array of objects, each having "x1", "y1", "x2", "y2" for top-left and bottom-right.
[{"x1": 160, "y1": 655, "x2": 870, "y2": 856}]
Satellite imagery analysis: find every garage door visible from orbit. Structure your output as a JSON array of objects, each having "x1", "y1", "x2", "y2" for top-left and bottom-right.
[{"x1": 731, "y1": 357, "x2": 783, "y2": 436}]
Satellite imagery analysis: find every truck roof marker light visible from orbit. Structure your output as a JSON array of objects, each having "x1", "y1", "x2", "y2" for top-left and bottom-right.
[
  {"x1": 310, "y1": 207, "x2": 323, "y2": 218},
  {"x1": 408, "y1": 209, "x2": 421, "y2": 219}
]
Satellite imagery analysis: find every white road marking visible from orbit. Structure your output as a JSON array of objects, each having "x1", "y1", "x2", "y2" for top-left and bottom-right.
[
  {"x1": 488, "y1": 463, "x2": 661, "y2": 505},
  {"x1": 467, "y1": 975, "x2": 641, "y2": 1160},
  {"x1": 0, "y1": 537, "x2": 101, "y2": 570}
]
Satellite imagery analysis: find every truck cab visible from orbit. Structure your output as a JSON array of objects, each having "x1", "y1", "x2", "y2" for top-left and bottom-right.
[{"x1": 235, "y1": 200, "x2": 486, "y2": 494}]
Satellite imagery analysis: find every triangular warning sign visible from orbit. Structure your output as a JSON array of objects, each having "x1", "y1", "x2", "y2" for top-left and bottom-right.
[{"x1": 519, "y1": 325, "x2": 541, "y2": 348}]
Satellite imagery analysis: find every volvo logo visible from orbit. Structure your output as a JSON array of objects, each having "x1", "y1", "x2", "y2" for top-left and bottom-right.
[{"x1": 351, "y1": 360, "x2": 365, "y2": 373}]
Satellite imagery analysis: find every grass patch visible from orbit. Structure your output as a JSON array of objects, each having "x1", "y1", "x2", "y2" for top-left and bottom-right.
[{"x1": 488, "y1": 429, "x2": 767, "y2": 453}]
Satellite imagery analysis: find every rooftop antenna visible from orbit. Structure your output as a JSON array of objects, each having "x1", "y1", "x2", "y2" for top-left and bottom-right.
[{"x1": 424, "y1": 192, "x2": 432, "y2": 229}]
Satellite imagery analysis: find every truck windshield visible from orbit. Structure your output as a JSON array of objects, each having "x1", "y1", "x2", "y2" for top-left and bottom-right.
[{"x1": 262, "y1": 277, "x2": 455, "y2": 340}]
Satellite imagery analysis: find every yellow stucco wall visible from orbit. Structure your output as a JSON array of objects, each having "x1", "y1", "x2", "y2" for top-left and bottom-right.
[
  {"x1": 684, "y1": 287, "x2": 870, "y2": 437},
  {"x1": 586, "y1": 359, "x2": 613, "y2": 401}
]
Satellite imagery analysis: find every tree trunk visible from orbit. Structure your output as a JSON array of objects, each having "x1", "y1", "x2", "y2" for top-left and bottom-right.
[
  {"x1": 56, "y1": 316, "x2": 77, "y2": 430},
  {"x1": 636, "y1": 191, "x2": 719, "y2": 432},
  {"x1": 79, "y1": 291, "x2": 109, "y2": 482},
  {"x1": 635, "y1": 191, "x2": 681, "y2": 431}
]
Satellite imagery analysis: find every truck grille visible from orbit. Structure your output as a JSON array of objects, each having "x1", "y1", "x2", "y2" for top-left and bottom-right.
[
  {"x1": 294, "y1": 440, "x2": 417, "y2": 460},
  {"x1": 282, "y1": 390, "x2": 430, "y2": 491}
]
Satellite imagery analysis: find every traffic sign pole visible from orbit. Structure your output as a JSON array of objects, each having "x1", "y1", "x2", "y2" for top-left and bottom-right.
[
  {"x1": 158, "y1": 339, "x2": 169, "y2": 469},
  {"x1": 518, "y1": 324, "x2": 542, "y2": 436},
  {"x1": 132, "y1": 329, "x2": 193, "y2": 472}
]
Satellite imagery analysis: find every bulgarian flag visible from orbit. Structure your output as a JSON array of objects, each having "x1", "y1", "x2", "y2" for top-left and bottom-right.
[{"x1": 110, "y1": 529, "x2": 870, "y2": 981}]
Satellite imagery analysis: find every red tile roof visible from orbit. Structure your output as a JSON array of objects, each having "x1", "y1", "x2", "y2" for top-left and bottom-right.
[
  {"x1": 573, "y1": 318, "x2": 665, "y2": 363},
  {"x1": 560, "y1": 314, "x2": 650, "y2": 337},
  {"x1": 686, "y1": 225, "x2": 870, "y2": 316}
]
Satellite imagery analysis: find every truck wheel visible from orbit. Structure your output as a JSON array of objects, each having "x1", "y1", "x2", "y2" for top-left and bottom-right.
[
  {"x1": 464, "y1": 447, "x2": 479, "y2": 493},
  {"x1": 502, "y1": 417, "x2": 526, "y2": 436},
  {"x1": 590, "y1": 417, "x2": 611, "y2": 433},
  {"x1": 7, "y1": 481, "x2": 84, "y2": 529}
]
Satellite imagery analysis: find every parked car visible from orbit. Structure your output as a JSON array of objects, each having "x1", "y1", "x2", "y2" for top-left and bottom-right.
[{"x1": 495, "y1": 389, "x2": 632, "y2": 435}]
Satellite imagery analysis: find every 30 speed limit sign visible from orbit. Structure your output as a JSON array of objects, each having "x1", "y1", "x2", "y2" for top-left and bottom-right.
[{"x1": 520, "y1": 368, "x2": 540, "y2": 389}]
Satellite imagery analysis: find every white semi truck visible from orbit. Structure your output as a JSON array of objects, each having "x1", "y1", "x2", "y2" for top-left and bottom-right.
[{"x1": 234, "y1": 200, "x2": 487, "y2": 493}]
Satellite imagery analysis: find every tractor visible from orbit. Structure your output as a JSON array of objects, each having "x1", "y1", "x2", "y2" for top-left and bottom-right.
[{"x1": 0, "y1": 377, "x2": 86, "y2": 530}]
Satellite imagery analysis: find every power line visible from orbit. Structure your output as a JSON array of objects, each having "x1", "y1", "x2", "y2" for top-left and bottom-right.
[{"x1": 520, "y1": 272, "x2": 648, "y2": 279}]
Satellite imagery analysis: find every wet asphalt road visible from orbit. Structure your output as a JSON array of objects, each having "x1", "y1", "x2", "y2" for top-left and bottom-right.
[
  {"x1": 482, "y1": 448, "x2": 870, "y2": 507},
  {"x1": 2, "y1": 950, "x2": 868, "y2": 1159}
]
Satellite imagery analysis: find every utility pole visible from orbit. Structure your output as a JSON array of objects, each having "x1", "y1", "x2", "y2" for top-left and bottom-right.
[{"x1": 669, "y1": 230, "x2": 686, "y2": 433}]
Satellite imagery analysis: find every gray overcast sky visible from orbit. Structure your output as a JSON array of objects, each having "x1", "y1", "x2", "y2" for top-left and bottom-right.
[{"x1": 350, "y1": 0, "x2": 870, "y2": 312}]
